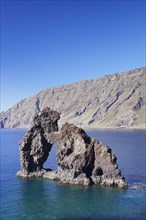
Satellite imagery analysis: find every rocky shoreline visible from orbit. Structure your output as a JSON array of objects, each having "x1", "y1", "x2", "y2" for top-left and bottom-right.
[{"x1": 17, "y1": 107, "x2": 127, "y2": 188}]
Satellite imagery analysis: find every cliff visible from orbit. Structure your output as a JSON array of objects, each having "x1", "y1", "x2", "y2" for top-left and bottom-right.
[{"x1": 0, "y1": 67, "x2": 146, "y2": 129}]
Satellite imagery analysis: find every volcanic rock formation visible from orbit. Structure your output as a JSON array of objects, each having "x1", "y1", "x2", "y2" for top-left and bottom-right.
[
  {"x1": 17, "y1": 107, "x2": 60, "y2": 177},
  {"x1": 17, "y1": 107, "x2": 127, "y2": 188}
]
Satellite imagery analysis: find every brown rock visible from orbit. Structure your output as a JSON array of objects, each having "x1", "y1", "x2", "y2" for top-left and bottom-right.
[
  {"x1": 54, "y1": 123, "x2": 95, "y2": 185},
  {"x1": 17, "y1": 107, "x2": 60, "y2": 176},
  {"x1": 17, "y1": 108, "x2": 127, "y2": 188},
  {"x1": 91, "y1": 141, "x2": 127, "y2": 188}
]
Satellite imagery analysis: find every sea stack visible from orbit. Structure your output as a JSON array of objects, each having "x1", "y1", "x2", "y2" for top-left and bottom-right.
[
  {"x1": 17, "y1": 107, "x2": 60, "y2": 177},
  {"x1": 17, "y1": 107, "x2": 127, "y2": 188}
]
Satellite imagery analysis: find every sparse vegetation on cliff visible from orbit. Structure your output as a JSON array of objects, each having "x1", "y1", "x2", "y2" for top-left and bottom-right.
[{"x1": 0, "y1": 67, "x2": 145, "y2": 129}]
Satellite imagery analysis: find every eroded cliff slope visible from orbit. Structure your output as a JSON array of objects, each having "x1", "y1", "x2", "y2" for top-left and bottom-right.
[{"x1": 0, "y1": 67, "x2": 146, "y2": 129}]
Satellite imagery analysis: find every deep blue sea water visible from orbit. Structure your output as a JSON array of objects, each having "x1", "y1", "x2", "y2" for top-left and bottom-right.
[{"x1": 0, "y1": 129, "x2": 146, "y2": 220}]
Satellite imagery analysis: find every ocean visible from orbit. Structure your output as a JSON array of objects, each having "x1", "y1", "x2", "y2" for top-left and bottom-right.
[{"x1": 0, "y1": 129, "x2": 146, "y2": 220}]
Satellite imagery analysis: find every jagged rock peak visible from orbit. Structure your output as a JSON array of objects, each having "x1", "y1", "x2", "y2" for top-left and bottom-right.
[
  {"x1": 32, "y1": 107, "x2": 60, "y2": 132},
  {"x1": 17, "y1": 107, "x2": 127, "y2": 188}
]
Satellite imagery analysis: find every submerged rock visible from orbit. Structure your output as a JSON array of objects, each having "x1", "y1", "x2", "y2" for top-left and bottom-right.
[{"x1": 17, "y1": 108, "x2": 127, "y2": 188}]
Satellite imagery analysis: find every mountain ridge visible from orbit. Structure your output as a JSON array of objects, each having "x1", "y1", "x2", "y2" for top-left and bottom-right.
[{"x1": 0, "y1": 67, "x2": 146, "y2": 129}]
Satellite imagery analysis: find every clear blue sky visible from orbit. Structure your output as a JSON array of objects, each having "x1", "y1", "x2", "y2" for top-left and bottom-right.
[{"x1": 1, "y1": 0, "x2": 145, "y2": 111}]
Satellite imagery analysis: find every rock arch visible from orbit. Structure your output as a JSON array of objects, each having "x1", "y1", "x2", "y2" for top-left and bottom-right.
[
  {"x1": 17, "y1": 108, "x2": 60, "y2": 176},
  {"x1": 17, "y1": 107, "x2": 127, "y2": 188}
]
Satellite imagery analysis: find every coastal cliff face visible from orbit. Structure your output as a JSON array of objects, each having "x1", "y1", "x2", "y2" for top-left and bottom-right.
[
  {"x1": 17, "y1": 108, "x2": 127, "y2": 188},
  {"x1": 1, "y1": 67, "x2": 146, "y2": 129}
]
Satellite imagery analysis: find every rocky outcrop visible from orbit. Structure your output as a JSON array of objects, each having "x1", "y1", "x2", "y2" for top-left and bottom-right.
[
  {"x1": 17, "y1": 107, "x2": 60, "y2": 177},
  {"x1": 17, "y1": 108, "x2": 127, "y2": 188},
  {"x1": 91, "y1": 142, "x2": 125, "y2": 187},
  {"x1": 53, "y1": 123, "x2": 95, "y2": 185},
  {"x1": 1, "y1": 67, "x2": 146, "y2": 129}
]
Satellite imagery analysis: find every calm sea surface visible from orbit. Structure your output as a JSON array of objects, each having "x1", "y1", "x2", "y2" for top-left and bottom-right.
[{"x1": 0, "y1": 129, "x2": 146, "y2": 220}]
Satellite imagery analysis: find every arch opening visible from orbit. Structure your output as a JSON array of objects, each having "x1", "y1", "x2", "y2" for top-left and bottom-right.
[{"x1": 43, "y1": 144, "x2": 57, "y2": 171}]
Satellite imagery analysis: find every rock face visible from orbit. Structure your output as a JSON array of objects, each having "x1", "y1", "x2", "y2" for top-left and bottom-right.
[
  {"x1": 17, "y1": 107, "x2": 60, "y2": 177},
  {"x1": 1, "y1": 67, "x2": 146, "y2": 129},
  {"x1": 54, "y1": 123, "x2": 95, "y2": 185},
  {"x1": 17, "y1": 108, "x2": 127, "y2": 188},
  {"x1": 92, "y1": 142, "x2": 124, "y2": 187}
]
